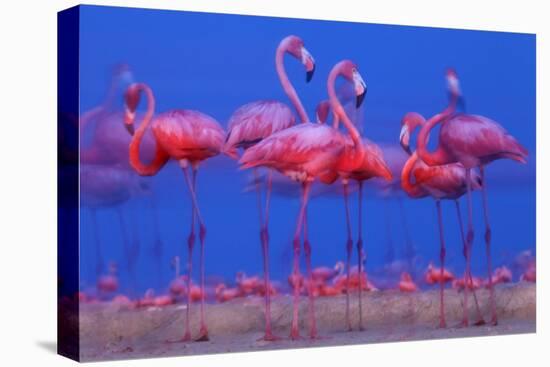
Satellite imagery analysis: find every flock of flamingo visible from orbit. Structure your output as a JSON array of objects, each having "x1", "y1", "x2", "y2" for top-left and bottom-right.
[{"x1": 73, "y1": 35, "x2": 535, "y2": 343}]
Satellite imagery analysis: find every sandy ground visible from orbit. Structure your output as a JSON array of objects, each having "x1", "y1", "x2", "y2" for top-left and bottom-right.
[{"x1": 76, "y1": 282, "x2": 535, "y2": 361}]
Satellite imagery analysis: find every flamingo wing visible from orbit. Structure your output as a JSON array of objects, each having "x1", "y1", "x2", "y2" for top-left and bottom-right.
[
  {"x1": 240, "y1": 123, "x2": 344, "y2": 177},
  {"x1": 152, "y1": 110, "x2": 226, "y2": 160},
  {"x1": 441, "y1": 114, "x2": 528, "y2": 165},
  {"x1": 225, "y1": 100, "x2": 295, "y2": 150}
]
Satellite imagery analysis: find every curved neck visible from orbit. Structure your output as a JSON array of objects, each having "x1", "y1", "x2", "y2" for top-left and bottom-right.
[
  {"x1": 401, "y1": 153, "x2": 425, "y2": 198},
  {"x1": 276, "y1": 44, "x2": 308, "y2": 123},
  {"x1": 327, "y1": 67, "x2": 363, "y2": 154},
  {"x1": 129, "y1": 83, "x2": 168, "y2": 176},
  {"x1": 416, "y1": 93, "x2": 457, "y2": 166}
]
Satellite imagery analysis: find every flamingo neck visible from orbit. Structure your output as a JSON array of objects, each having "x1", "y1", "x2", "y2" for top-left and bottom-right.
[
  {"x1": 416, "y1": 93, "x2": 457, "y2": 167},
  {"x1": 276, "y1": 44, "x2": 309, "y2": 123},
  {"x1": 128, "y1": 83, "x2": 167, "y2": 176},
  {"x1": 327, "y1": 66, "x2": 364, "y2": 162},
  {"x1": 401, "y1": 152, "x2": 425, "y2": 198}
]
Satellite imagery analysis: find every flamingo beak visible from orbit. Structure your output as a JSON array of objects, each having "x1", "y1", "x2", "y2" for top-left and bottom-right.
[
  {"x1": 353, "y1": 70, "x2": 367, "y2": 108},
  {"x1": 399, "y1": 125, "x2": 412, "y2": 155},
  {"x1": 125, "y1": 122, "x2": 135, "y2": 136},
  {"x1": 306, "y1": 64, "x2": 315, "y2": 83},
  {"x1": 301, "y1": 47, "x2": 315, "y2": 83},
  {"x1": 356, "y1": 89, "x2": 366, "y2": 108}
]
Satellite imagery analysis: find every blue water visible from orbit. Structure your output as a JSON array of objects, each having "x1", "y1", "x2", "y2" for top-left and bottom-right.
[{"x1": 77, "y1": 5, "x2": 535, "y2": 295}]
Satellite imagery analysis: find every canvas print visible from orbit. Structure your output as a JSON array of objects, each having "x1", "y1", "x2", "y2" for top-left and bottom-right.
[{"x1": 57, "y1": 5, "x2": 536, "y2": 362}]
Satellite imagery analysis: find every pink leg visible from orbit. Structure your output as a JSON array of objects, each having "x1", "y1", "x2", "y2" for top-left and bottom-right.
[
  {"x1": 398, "y1": 197, "x2": 415, "y2": 272},
  {"x1": 117, "y1": 208, "x2": 137, "y2": 297},
  {"x1": 182, "y1": 164, "x2": 209, "y2": 342},
  {"x1": 255, "y1": 170, "x2": 278, "y2": 341},
  {"x1": 290, "y1": 181, "x2": 311, "y2": 340},
  {"x1": 356, "y1": 181, "x2": 365, "y2": 331},
  {"x1": 303, "y1": 206, "x2": 318, "y2": 339},
  {"x1": 435, "y1": 200, "x2": 447, "y2": 328},
  {"x1": 343, "y1": 182, "x2": 353, "y2": 331},
  {"x1": 455, "y1": 200, "x2": 484, "y2": 326},
  {"x1": 149, "y1": 195, "x2": 164, "y2": 289},
  {"x1": 480, "y1": 166, "x2": 497, "y2": 325},
  {"x1": 183, "y1": 169, "x2": 197, "y2": 341},
  {"x1": 90, "y1": 209, "x2": 104, "y2": 277}
]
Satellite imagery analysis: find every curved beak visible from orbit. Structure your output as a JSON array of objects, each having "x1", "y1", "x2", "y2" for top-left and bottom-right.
[
  {"x1": 353, "y1": 70, "x2": 367, "y2": 108},
  {"x1": 306, "y1": 64, "x2": 315, "y2": 83},
  {"x1": 301, "y1": 46, "x2": 315, "y2": 83},
  {"x1": 125, "y1": 123, "x2": 135, "y2": 136},
  {"x1": 399, "y1": 125, "x2": 412, "y2": 155}
]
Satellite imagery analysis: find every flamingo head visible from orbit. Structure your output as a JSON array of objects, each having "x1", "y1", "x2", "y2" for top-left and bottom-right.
[
  {"x1": 282, "y1": 35, "x2": 316, "y2": 82},
  {"x1": 446, "y1": 68, "x2": 466, "y2": 111},
  {"x1": 334, "y1": 261, "x2": 345, "y2": 275},
  {"x1": 470, "y1": 169, "x2": 483, "y2": 190},
  {"x1": 399, "y1": 112, "x2": 426, "y2": 155},
  {"x1": 124, "y1": 83, "x2": 141, "y2": 134},
  {"x1": 337, "y1": 60, "x2": 367, "y2": 108},
  {"x1": 315, "y1": 100, "x2": 331, "y2": 124}
]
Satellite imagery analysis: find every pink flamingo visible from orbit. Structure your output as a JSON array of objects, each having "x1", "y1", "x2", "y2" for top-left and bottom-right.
[
  {"x1": 124, "y1": 82, "x2": 227, "y2": 342},
  {"x1": 223, "y1": 35, "x2": 315, "y2": 340},
  {"x1": 400, "y1": 114, "x2": 485, "y2": 327},
  {"x1": 311, "y1": 261, "x2": 344, "y2": 282},
  {"x1": 240, "y1": 60, "x2": 367, "y2": 339},
  {"x1": 416, "y1": 69, "x2": 528, "y2": 325},
  {"x1": 316, "y1": 99, "x2": 393, "y2": 331}
]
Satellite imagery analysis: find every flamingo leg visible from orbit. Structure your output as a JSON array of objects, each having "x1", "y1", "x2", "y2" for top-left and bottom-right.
[
  {"x1": 150, "y1": 195, "x2": 164, "y2": 289},
  {"x1": 182, "y1": 163, "x2": 209, "y2": 342},
  {"x1": 479, "y1": 165, "x2": 497, "y2": 325},
  {"x1": 254, "y1": 169, "x2": 278, "y2": 341},
  {"x1": 455, "y1": 200, "x2": 484, "y2": 326},
  {"x1": 303, "y1": 205, "x2": 318, "y2": 339},
  {"x1": 90, "y1": 209, "x2": 104, "y2": 278},
  {"x1": 383, "y1": 198, "x2": 395, "y2": 265},
  {"x1": 117, "y1": 208, "x2": 137, "y2": 297},
  {"x1": 343, "y1": 181, "x2": 353, "y2": 332},
  {"x1": 435, "y1": 200, "x2": 447, "y2": 328},
  {"x1": 398, "y1": 196, "x2": 415, "y2": 272},
  {"x1": 263, "y1": 170, "x2": 278, "y2": 340},
  {"x1": 356, "y1": 181, "x2": 365, "y2": 331},
  {"x1": 181, "y1": 168, "x2": 197, "y2": 342},
  {"x1": 290, "y1": 181, "x2": 311, "y2": 340}
]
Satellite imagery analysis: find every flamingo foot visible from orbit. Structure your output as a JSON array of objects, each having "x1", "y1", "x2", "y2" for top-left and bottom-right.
[
  {"x1": 490, "y1": 316, "x2": 498, "y2": 326},
  {"x1": 290, "y1": 327, "x2": 301, "y2": 340},
  {"x1": 195, "y1": 327, "x2": 209, "y2": 342},
  {"x1": 258, "y1": 331, "x2": 281, "y2": 342},
  {"x1": 439, "y1": 319, "x2": 447, "y2": 329},
  {"x1": 165, "y1": 332, "x2": 192, "y2": 344},
  {"x1": 474, "y1": 318, "x2": 487, "y2": 326}
]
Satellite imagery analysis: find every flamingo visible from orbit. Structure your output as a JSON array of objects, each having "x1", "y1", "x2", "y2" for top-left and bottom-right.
[
  {"x1": 400, "y1": 112, "x2": 485, "y2": 327},
  {"x1": 415, "y1": 69, "x2": 528, "y2": 325},
  {"x1": 223, "y1": 35, "x2": 315, "y2": 340},
  {"x1": 316, "y1": 100, "x2": 393, "y2": 331},
  {"x1": 311, "y1": 261, "x2": 344, "y2": 282},
  {"x1": 240, "y1": 60, "x2": 367, "y2": 339},
  {"x1": 399, "y1": 272, "x2": 418, "y2": 292},
  {"x1": 124, "y1": 82, "x2": 227, "y2": 342},
  {"x1": 80, "y1": 64, "x2": 165, "y2": 287}
]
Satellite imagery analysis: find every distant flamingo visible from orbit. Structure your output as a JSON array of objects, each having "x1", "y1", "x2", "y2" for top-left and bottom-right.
[
  {"x1": 224, "y1": 35, "x2": 315, "y2": 341},
  {"x1": 215, "y1": 284, "x2": 242, "y2": 303},
  {"x1": 240, "y1": 60, "x2": 367, "y2": 339},
  {"x1": 97, "y1": 262, "x2": 119, "y2": 297},
  {"x1": 311, "y1": 261, "x2": 344, "y2": 282},
  {"x1": 317, "y1": 97, "x2": 392, "y2": 331},
  {"x1": 416, "y1": 69, "x2": 528, "y2": 325},
  {"x1": 399, "y1": 272, "x2": 418, "y2": 292},
  {"x1": 124, "y1": 82, "x2": 227, "y2": 342}
]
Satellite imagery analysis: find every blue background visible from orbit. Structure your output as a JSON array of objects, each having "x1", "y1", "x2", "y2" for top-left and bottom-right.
[{"x1": 78, "y1": 5, "x2": 535, "y2": 295}]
